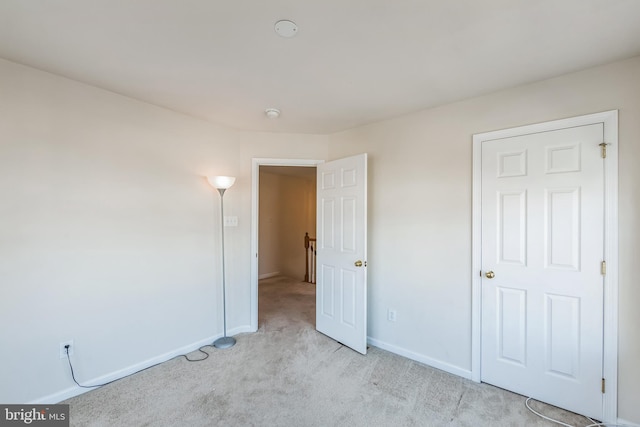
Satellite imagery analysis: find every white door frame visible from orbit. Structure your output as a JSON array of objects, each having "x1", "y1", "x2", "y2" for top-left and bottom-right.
[
  {"x1": 471, "y1": 110, "x2": 619, "y2": 422},
  {"x1": 250, "y1": 158, "x2": 324, "y2": 331}
]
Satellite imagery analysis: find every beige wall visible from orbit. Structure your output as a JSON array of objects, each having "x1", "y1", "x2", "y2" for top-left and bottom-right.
[
  {"x1": 328, "y1": 56, "x2": 640, "y2": 423},
  {"x1": 258, "y1": 172, "x2": 281, "y2": 277},
  {"x1": 0, "y1": 58, "x2": 234, "y2": 404},
  {"x1": 279, "y1": 173, "x2": 316, "y2": 279},
  {"x1": 0, "y1": 58, "x2": 329, "y2": 404}
]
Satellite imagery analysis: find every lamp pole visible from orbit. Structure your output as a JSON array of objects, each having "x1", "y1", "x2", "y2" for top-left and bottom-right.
[{"x1": 208, "y1": 176, "x2": 236, "y2": 349}]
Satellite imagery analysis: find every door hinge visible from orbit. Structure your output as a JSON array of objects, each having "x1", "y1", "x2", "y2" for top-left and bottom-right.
[
  {"x1": 601, "y1": 260, "x2": 606, "y2": 275},
  {"x1": 602, "y1": 378, "x2": 605, "y2": 394},
  {"x1": 599, "y1": 142, "x2": 611, "y2": 159}
]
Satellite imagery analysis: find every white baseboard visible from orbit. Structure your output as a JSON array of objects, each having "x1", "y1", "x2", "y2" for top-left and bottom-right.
[
  {"x1": 227, "y1": 325, "x2": 253, "y2": 337},
  {"x1": 33, "y1": 384, "x2": 90, "y2": 404},
  {"x1": 618, "y1": 418, "x2": 640, "y2": 427},
  {"x1": 31, "y1": 326, "x2": 254, "y2": 404},
  {"x1": 367, "y1": 336, "x2": 473, "y2": 380},
  {"x1": 258, "y1": 272, "x2": 280, "y2": 280}
]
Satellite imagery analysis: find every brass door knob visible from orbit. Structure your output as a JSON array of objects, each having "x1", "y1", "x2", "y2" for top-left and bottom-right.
[
  {"x1": 354, "y1": 260, "x2": 363, "y2": 267},
  {"x1": 485, "y1": 271, "x2": 495, "y2": 279}
]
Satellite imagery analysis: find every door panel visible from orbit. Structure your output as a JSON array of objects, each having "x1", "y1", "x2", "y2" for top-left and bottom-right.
[
  {"x1": 545, "y1": 294, "x2": 580, "y2": 378},
  {"x1": 321, "y1": 198, "x2": 335, "y2": 249},
  {"x1": 341, "y1": 270, "x2": 357, "y2": 327},
  {"x1": 498, "y1": 190, "x2": 527, "y2": 265},
  {"x1": 316, "y1": 154, "x2": 367, "y2": 354},
  {"x1": 320, "y1": 265, "x2": 335, "y2": 317},
  {"x1": 497, "y1": 286, "x2": 527, "y2": 365},
  {"x1": 545, "y1": 188, "x2": 580, "y2": 269},
  {"x1": 341, "y1": 196, "x2": 356, "y2": 252},
  {"x1": 481, "y1": 124, "x2": 604, "y2": 419}
]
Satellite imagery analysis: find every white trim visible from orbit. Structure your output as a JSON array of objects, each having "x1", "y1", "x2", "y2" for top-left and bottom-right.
[
  {"x1": 618, "y1": 418, "x2": 640, "y2": 427},
  {"x1": 367, "y1": 337, "x2": 472, "y2": 380},
  {"x1": 471, "y1": 110, "x2": 619, "y2": 422},
  {"x1": 258, "y1": 272, "x2": 281, "y2": 280},
  {"x1": 250, "y1": 158, "x2": 324, "y2": 332},
  {"x1": 471, "y1": 131, "x2": 483, "y2": 383},
  {"x1": 602, "y1": 111, "x2": 619, "y2": 424},
  {"x1": 29, "y1": 327, "x2": 251, "y2": 404},
  {"x1": 227, "y1": 325, "x2": 253, "y2": 337}
]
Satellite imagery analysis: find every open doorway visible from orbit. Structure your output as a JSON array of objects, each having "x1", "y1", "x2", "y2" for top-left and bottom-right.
[
  {"x1": 255, "y1": 164, "x2": 318, "y2": 329},
  {"x1": 251, "y1": 155, "x2": 368, "y2": 354},
  {"x1": 258, "y1": 166, "x2": 317, "y2": 281}
]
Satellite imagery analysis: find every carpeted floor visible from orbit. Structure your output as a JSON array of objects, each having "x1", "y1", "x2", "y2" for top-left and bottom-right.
[{"x1": 64, "y1": 276, "x2": 594, "y2": 426}]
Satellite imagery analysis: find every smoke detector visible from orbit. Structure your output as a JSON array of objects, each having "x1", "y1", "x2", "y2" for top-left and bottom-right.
[
  {"x1": 275, "y1": 20, "x2": 298, "y2": 38},
  {"x1": 265, "y1": 108, "x2": 281, "y2": 119}
]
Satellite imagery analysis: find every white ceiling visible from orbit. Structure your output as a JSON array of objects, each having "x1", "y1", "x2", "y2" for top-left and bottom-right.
[{"x1": 1, "y1": 1, "x2": 639, "y2": 134}]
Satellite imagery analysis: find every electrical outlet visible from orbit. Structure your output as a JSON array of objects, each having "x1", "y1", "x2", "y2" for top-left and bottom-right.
[
  {"x1": 59, "y1": 340, "x2": 74, "y2": 359},
  {"x1": 388, "y1": 309, "x2": 397, "y2": 322}
]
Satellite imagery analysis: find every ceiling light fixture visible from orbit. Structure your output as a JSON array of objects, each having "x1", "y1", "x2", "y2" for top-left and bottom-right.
[
  {"x1": 265, "y1": 108, "x2": 281, "y2": 119},
  {"x1": 275, "y1": 20, "x2": 298, "y2": 38}
]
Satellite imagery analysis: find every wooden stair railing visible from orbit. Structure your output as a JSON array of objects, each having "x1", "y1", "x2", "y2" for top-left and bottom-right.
[{"x1": 304, "y1": 232, "x2": 317, "y2": 284}]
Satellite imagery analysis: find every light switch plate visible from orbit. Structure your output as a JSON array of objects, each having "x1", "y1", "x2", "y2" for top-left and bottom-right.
[{"x1": 224, "y1": 216, "x2": 238, "y2": 227}]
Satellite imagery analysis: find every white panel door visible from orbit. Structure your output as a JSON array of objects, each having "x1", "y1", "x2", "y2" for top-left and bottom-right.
[
  {"x1": 316, "y1": 153, "x2": 367, "y2": 354},
  {"x1": 481, "y1": 124, "x2": 604, "y2": 419}
]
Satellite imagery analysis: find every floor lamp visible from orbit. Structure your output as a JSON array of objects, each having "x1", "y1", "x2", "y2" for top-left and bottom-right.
[{"x1": 207, "y1": 175, "x2": 236, "y2": 349}]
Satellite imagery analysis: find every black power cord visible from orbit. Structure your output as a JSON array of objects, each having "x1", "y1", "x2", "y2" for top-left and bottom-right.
[{"x1": 64, "y1": 344, "x2": 213, "y2": 389}]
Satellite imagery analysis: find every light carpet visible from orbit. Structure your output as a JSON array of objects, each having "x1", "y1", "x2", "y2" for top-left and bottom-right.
[{"x1": 64, "y1": 276, "x2": 593, "y2": 426}]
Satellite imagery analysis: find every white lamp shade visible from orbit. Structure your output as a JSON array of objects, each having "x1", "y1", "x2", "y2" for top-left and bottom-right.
[{"x1": 207, "y1": 176, "x2": 236, "y2": 189}]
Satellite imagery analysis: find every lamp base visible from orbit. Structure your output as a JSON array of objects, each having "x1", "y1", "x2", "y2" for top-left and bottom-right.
[{"x1": 213, "y1": 336, "x2": 236, "y2": 349}]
